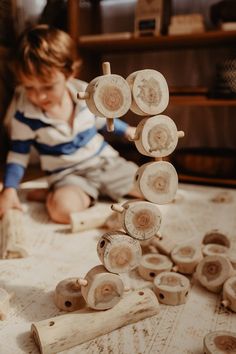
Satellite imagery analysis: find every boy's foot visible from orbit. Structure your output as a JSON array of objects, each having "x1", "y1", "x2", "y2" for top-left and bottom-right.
[{"x1": 27, "y1": 188, "x2": 48, "y2": 202}]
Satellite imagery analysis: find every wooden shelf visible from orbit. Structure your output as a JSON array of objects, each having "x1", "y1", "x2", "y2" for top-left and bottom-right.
[
  {"x1": 179, "y1": 173, "x2": 236, "y2": 188},
  {"x1": 78, "y1": 30, "x2": 236, "y2": 53},
  {"x1": 169, "y1": 95, "x2": 236, "y2": 107}
]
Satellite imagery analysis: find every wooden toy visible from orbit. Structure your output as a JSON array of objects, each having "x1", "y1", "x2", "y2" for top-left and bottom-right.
[
  {"x1": 195, "y1": 255, "x2": 235, "y2": 293},
  {"x1": 202, "y1": 230, "x2": 231, "y2": 248},
  {"x1": 126, "y1": 69, "x2": 169, "y2": 115},
  {"x1": 153, "y1": 271, "x2": 190, "y2": 305},
  {"x1": 0, "y1": 209, "x2": 28, "y2": 259},
  {"x1": 54, "y1": 278, "x2": 86, "y2": 312},
  {"x1": 138, "y1": 254, "x2": 173, "y2": 281},
  {"x1": 111, "y1": 200, "x2": 162, "y2": 240},
  {"x1": 97, "y1": 231, "x2": 142, "y2": 273},
  {"x1": 203, "y1": 331, "x2": 236, "y2": 354},
  {"x1": 171, "y1": 243, "x2": 203, "y2": 274},
  {"x1": 130, "y1": 115, "x2": 184, "y2": 158},
  {"x1": 202, "y1": 243, "x2": 230, "y2": 258},
  {"x1": 135, "y1": 161, "x2": 178, "y2": 204},
  {"x1": 0, "y1": 288, "x2": 12, "y2": 320},
  {"x1": 31, "y1": 288, "x2": 160, "y2": 354},
  {"x1": 144, "y1": 234, "x2": 176, "y2": 256},
  {"x1": 221, "y1": 275, "x2": 236, "y2": 312},
  {"x1": 77, "y1": 62, "x2": 131, "y2": 131}
]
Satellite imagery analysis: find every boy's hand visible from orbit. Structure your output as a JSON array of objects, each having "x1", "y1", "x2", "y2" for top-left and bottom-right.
[
  {"x1": 124, "y1": 126, "x2": 136, "y2": 141},
  {"x1": 0, "y1": 188, "x2": 22, "y2": 219}
]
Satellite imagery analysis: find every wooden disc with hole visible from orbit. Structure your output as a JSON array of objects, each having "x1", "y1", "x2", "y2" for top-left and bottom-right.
[
  {"x1": 171, "y1": 244, "x2": 203, "y2": 274},
  {"x1": 202, "y1": 244, "x2": 230, "y2": 258},
  {"x1": 97, "y1": 231, "x2": 142, "y2": 274},
  {"x1": 126, "y1": 71, "x2": 146, "y2": 115},
  {"x1": 81, "y1": 265, "x2": 124, "y2": 310},
  {"x1": 222, "y1": 276, "x2": 236, "y2": 312},
  {"x1": 119, "y1": 200, "x2": 162, "y2": 240},
  {"x1": 134, "y1": 115, "x2": 180, "y2": 158},
  {"x1": 153, "y1": 271, "x2": 190, "y2": 305},
  {"x1": 196, "y1": 255, "x2": 234, "y2": 293},
  {"x1": 138, "y1": 254, "x2": 173, "y2": 281},
  {"x1": 135, "y1": 161, "x2": 178, "y2": 204},
  {"x1": 203, "y1": 331, "x2": 236, "y2": 354},
  {"x1": 202, "y1": 230, "x2": 231, "y2": 248},
  {"x1": 54, "y1": 278, "x2": 86, "y2": 312}
]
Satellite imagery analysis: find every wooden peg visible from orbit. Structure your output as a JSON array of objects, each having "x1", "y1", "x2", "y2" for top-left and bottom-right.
[
  {"x1": 202, "y1": 230, "x2": 231, "y2": 248},
  {"x1": 138, "y1": 254, "x2": 173, "y2": 281},
  {"x1": 135, "y1": 161, "x2": 178, "y2": 204},
  {"x1": 97, "y1": 231, "x2": 142, "y2": 273},
  {"x1": 171, "y1": 243, "x2": 203, "y2": 274},
  {"x1": 150, "y1": 234, "x2": 176, "y2": 256},
  {"x1": 31, "y1": 288, "x2": 160, "y2": 354},
  {"x1": 221, "y1": 275, "x2": 236, "y2": 312},
  {"x1": 203, "y1": 331, "x2": 236, "y2": 354},
  {"x1": 0, "y1": 288, "x2": 12, "y2": 320},
  {"x1": 81, "y1": 265, "x2": 124, "y2": 310},
  {"x1": 202, "y1": 243, "x2": 229, "y2": 258},
  {"x1": 54, "y1": 278, "x2": 87, "y2": 312},
  {"x1": 0, "y1": 209, "x2": 28, "y2": 259},
  {"x1": 153, "y1": 271, "x2": 190, "y2": 305},
  {"x1": 195, "y1": 255, "x2": 235, "y2": 293}
]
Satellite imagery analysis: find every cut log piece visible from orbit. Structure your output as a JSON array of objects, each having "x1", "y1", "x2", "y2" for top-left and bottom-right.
[
  {"x1": 0, "y1": 209, "x2": 28, "y2": 259},
  {"x1": 202, "y1": 230, "x2": 231, "y2": 248},
  {"x1": 81, "y1": 265, "x2": 124, "y2": 310},
  {"x1": 54, "y1": 278, "x2": 86, "y2": 312},
  {"x1": 126, "y1": 69, "x2": 169, "y2": 115},
  {"x1": 202, "y1": 243, "x2": 230, "y2": 258},
  {"x1": 31, "y1": 288, "x2": 160, "y2": 354},
  {"x1": 135, "y1": 161, "x2": 178, "y2": 204},
  {"x1": 132, "y1": 115, "x2": 184, "y2": 158},
  {"x1": 126, "y1": 71, "x2": 146, "y2": 115},
  {"x1": 221, "y1": 275, "x2": 236, "y2": 312},
  {"x1": 153, "y1": 271, "x2": 190, "y2": 305},
  {"x1": 195, "y1": 255, "x2": 235, "y2": 293},
  {"x1": 111, "y1": 200, "x2": 162, "y2": 241},
  {"x1": 203, "y1": 331, "x2": 236, "y2": 354},
  {"x1": 97, "y1": 231, "x2": 142, "y2": 273},
  {"x1": 171, "y1": 243, "x2": 203, "y2": 274},
  {"x1": 0, "y1": 288, "x2": 12, "y2": 320},
  {"x1": 138, "y1": 254, "x2": 173, "y2": 281}
]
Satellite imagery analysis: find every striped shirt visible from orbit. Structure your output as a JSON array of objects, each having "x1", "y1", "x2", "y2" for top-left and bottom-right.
[{"x1": 4, "y1": 78, "x2": 128, "y2": 189}]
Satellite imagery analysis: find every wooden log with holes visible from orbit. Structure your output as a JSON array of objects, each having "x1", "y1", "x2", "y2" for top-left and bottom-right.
[
  {"x1": 202, "y1": 230, "x2": 231, "y2": 248},
  {"x1": 135, "y1": 161, "x2": 178, "y2": 204},
  {"x1": 97, "y1": 231, "x2": 142, "y2": 274},
  {"x1": 111, "y1": 200, "x2": 162, "y2": 241},
  {"x1": 0, "y1": 288, "x2": 12, "y2": 320},
  {"x1": 77, "y1": 62, "x2": 131, "y2": 131},
  {"x1": 126, "y1": 69, "x2": 169, "y2": 116},
  {"x1": 0, "y1": 209, "x2": 28, "y2": 259},
  {"x1": 153, "y1": 271, "x2": 190, "y2": 305},
  {"x1": 221, "y1": 275, "x2": 236, "y2": 312},
  {"x1": 195, "y1": 255, "x2": 235, "y2": 293},
  {"x1": 54, "y1": 278, "x2": 86, "y2": 312},
  {"x1": 203, "y1": 331, "x2": 236, "y2": 354},
  {"x1": 80, "y1": 265, "x2": 124, "y2": 310},
  {"x1": 31, "y1": 288, "x2": 160, "y2": 354},
  {"x1": 171, "y1": 243, "x2": 203, "y2": 274},
  {"x1": 202, "y1": 243, "x2": 230, "y2": 258},
  {"x1": 138, "y1": 254, "x2": 173, "y2": 281},
  {"x1": 130, "y1": 115, "x2": 184, "y2": 158}
]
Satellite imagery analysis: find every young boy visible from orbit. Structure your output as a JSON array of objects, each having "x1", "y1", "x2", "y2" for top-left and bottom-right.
[{"x1": 0, "y1": 25, "x2": 139, "y2": 224}]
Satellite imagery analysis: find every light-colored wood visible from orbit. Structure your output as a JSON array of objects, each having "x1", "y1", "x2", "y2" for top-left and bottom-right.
[
  {"x1": 0, "y1": 209, "x2": 28, "y2": 259},
  {"x1": 31, "y1": 288, "x2": 160, "y2": 354},
  {"x1": 195, "y1": 255, "x2": 235, "y2": 293},
  {"x1": 202, "y1": 230, "x2": 231, "y2": 248},
  {"x1": 133, "y1": 115, "x2": 184, "y2": 158},
  {"x1": 0, "y1": 288, "x2": 12, "y2": 320},
  {"x1": 80, "y1": 265, "x2": 124, "y2": 310},
  {"x1": 97, "y1": 231, "x2": 142, "y2": 273},
  {"x1": 111, "y1": 200, "x2": 162, "y2": 241},
  {"x1": 153, "y1": 271, "x2": 190, "y2": 305},
  {"x1": 54, "y1": 278, "x2": 86, "y2": 312},
  {"x1": 135, "y1": 161, "x2": 178, "y2": 204},
  {"x1": 202, "y1": 244, "x2": 230, "y2": 258},
  {"x1": 171, "y1": 244, "x2": 203, "y2": 274},
  {"x1": 149, "y1": 234, "x2": 176, "y2": 255},
  {"x1": 126, "y1": 71, "x2": 146, "y2": 116},
  {"x1": 203, "y1": 331, "x2": 236, "y2": 354},
  {"x1": 138, "y1": 254, "x2": 173, "y2": 281},
  {"x1": 221, "y1": 276, "x2": 236, "y2": 312}
]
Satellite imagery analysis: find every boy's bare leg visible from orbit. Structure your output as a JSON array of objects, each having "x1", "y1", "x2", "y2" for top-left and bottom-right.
[{"x1": 46, "y1": 185, "x2": 91, "y2": 224}]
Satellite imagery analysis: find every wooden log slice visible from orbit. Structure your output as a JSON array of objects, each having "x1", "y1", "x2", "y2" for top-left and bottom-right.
[
  {"x1": 54, "y1": 278, "x2": 86, "y2": 312},
  {"x1": 171, "y1": 243, "x2": 203, "y2": 274},
  {"x1": 132, "y1": 69, "x2": 169, "y2": 115},
  {"x1": 81, "y1": 265, "x2": 124, "y2": 310},
  {"x1": 153, "y1": 271, "x2": 190, "y2": 305},
  {"x1": 202, "y1": 244, "x2": 230, "y2": 258},
  {"x1": 0, "y1": 288, "x2": 11, "y2": 320},
  {"x1": 138, "y1": 254, "x2": 173, "y2": 281},
  {"x1": 222, "y1": 275, "x2": 236, "y2": 312},
  {"x1": 203, "y1": 331, "x2": 236, "y2": 354},
  {"x1": 126, "y1": 71, "x2": 146, "y2": 115},
  {"x1": 202, "y1": 230, "x2": 231, "y2": 248},
  {"x1": 135, "y1": 161, "x2": 178, "y2": 204},
  {"x1": 112, "y1": 200, "x2": 162, "y2": 241},
  {"x1": 134, "y1": 115, "x2": 183, "y2": 158},
  {"x1": 97, "y1": 231, "x2": 142, "y2": 273},
  {"x1": 196, "y1": 255, "x2": 235, "y2": 293}
]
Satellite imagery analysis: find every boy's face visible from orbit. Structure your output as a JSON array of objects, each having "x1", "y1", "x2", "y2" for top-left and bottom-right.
[{"x1": 20, "y1": 70, "x2": 69, "y2": 111}]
